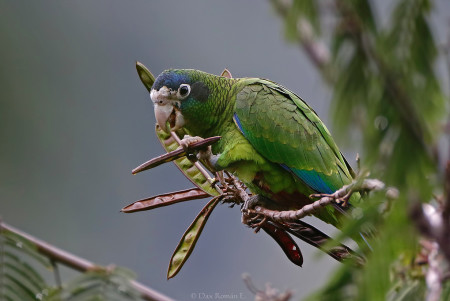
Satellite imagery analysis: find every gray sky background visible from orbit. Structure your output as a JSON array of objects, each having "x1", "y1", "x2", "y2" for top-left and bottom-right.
[{"x1": 1, "y1": 1, "x2": 448, "y2": 300}]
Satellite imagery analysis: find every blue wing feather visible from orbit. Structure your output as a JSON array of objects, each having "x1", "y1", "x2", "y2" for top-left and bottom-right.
[{"x1": 280, "y1": 164, "x2": 334, "y2": 194}]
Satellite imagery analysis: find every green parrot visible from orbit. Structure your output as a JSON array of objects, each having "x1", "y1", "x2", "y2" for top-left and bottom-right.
[{"x1": 150, "y1": 68, "x2": 361, "y2": 235}]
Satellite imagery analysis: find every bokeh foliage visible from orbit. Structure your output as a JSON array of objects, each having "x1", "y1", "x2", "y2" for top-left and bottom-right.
[
  {"x1": 0, "y1": 227, "x2": 141, "y2": 301},
  {"x1": 0, "y1": 229, "x2": 50, "y2": 301},
  {"x1": 271, "y1": 0, "x2": 448, "y2": 299}
]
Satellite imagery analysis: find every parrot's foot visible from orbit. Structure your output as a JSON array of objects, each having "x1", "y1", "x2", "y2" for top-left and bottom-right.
[
  {"x1": 179, "y1": 135, "x2": 209, "y2": 159},
  {"x1": 241, "y1": 195, "x2": 271, "y2": 231},
  {"x1": 179, "y1": 135, "x2": 218, "y2": 171},
  {"x1": 218, "y1": 186, "x2": 248, "y2": 209},
  {"x1": 248, "y1": 216, "x2": 269, "y2": 233},
  {"x1": 336, "y1": 192, "x2": 352, "y2": 207}
]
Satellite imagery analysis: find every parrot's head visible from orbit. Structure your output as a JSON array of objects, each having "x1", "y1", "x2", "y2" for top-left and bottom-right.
[{"x1": 150, "y1": 69, "x2": 231, "y2": 134}]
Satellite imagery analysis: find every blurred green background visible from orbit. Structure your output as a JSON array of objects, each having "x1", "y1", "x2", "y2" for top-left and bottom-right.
[{"x1": 0, "y1": 1, "x2": 448, "y2": 300}]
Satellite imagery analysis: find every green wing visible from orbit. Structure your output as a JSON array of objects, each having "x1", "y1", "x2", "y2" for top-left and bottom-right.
[{"x1": 233, "y1": 79, "x2": 353, "y2": 194}]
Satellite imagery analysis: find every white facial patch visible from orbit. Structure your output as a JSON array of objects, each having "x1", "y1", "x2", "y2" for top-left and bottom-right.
[{"x1": 150, "y1": 86, "x2": 177, "y2": 105}]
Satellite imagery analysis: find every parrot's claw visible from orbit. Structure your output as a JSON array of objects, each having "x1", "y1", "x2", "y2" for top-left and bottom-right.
[
  {"x1": 250, "y1": 217, "x2": 268, "y2": 233},
  {"x1": 219, "y1": 192, "x2": 239, "y2": 206},
  {"x1": 242, "y1": 209, "x2": 268, "y2": 233},
  {"x1": 179, "y1": 135, "x2": 204, "y2": 150},
  {"x1": 336, "y1": 191, "x2": 352, "y2": 207},
  {"x1": 246, "y1": 213, "x2": 262, "y2": 223},
  {"x1": 241, "y1": 195, "x2": 270, "y2": 226},
  {"x1": 179, "y1": 135, "x2": 216, "y2": 170}
]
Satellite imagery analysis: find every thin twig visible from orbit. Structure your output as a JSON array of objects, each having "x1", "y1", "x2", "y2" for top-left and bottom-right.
[
  {"x1": 233, "y1": 175, "x2": 367, "y2": 263},
  {"x1": 0, "y1": 221, "x2": 174, "y2": 301},
  {"x1": 51, "y1": 259, "x2": 62, "y2": 289},
  {"x1": 244, "y1": 178, "x2": 389, "y2": 222},
  {"x1": 227, "y1": 175, "x2": 360, "y2": 263}
]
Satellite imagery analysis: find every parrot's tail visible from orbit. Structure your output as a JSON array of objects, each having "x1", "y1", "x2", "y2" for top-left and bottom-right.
[{"x1": 332, "y1": 203, "x2": 375, "y2": 252}]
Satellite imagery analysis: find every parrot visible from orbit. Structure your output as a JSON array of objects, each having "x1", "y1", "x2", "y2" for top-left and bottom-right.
[{"x1": 149, "y1": 68, "x2": 364, "y2": 242}]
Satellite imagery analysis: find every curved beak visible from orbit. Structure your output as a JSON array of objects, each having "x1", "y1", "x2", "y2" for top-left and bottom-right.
[
  {"x1": 154, "y1": 103, "x2": 174, "y2": 133},
  {"x1": 150, "y1": 87, "x2": 185, "y2": 133}
]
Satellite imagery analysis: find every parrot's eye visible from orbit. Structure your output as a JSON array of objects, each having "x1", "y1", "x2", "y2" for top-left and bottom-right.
[{"x1": 178, "y1": 84, "x2": 191, "y2": 98}]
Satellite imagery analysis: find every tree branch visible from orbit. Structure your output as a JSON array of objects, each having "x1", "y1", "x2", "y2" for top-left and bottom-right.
[
  {"x1": 0, "y1": 221, "x2": 174, "y2": 301},
  {"x1": 244, "y1": 178, "x2": 395, "y2": 222},
  {"x1": 132, "y1": 134, "x2": 366, "y2": 268}
]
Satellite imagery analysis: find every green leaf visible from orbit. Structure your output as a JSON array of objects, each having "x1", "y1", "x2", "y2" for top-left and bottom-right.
[
  {"x1": 1, "y1": 228, "x2": 50, "y2": 301},
  {"x1": 5, "y1": 273, "x2": 39, "y2": 300},
  {"x1": 4, "y1": 259, "x2": 46, "y2": 292},
  {"x1": 4, "y1": 230, "x2": 52, "y2": 268},
  {"x1": 49, "y1": 267, "x2": 140, "y2": 301}
]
